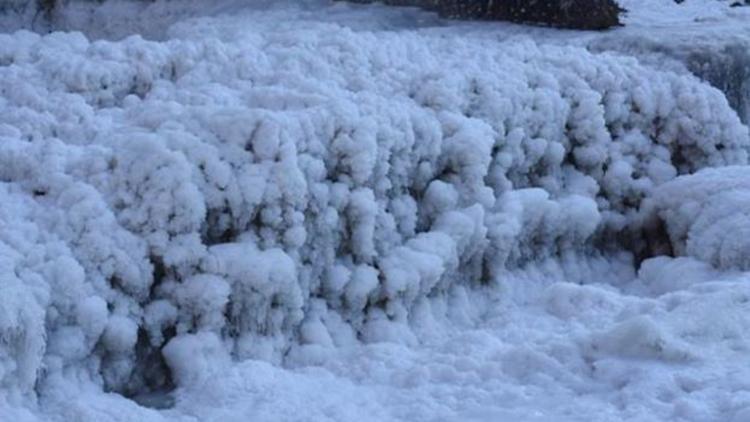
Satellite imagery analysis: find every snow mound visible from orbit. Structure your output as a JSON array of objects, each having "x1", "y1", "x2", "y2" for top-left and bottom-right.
[
  {"x1": 651, "y1": 166, "x2": 750, "y2": 270},
  {"x1": 636, "y1": 256, "x2": 720, "y2": 295},
  {"x1": 0, "y1": 13, "x2": 748, "y2": 410}
]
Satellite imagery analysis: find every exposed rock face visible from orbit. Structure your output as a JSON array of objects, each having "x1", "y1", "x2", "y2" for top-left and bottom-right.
[
  {"x1": 343, "y1": 0, "x2": 625, "y2": 30},
  {"x1": 487, "y1": 0, "x2": 624, "y2": 29},
  {"x1": 674, "y1": 0, "x2": 749, "y2": 6}
]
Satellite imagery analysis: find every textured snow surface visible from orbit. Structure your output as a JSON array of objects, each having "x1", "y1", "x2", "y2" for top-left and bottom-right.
[{"x1": 3, "y1": 1, "x2": 750, "y2": 421}]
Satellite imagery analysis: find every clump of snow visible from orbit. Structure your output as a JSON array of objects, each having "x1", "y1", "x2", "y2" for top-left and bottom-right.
[
  {"x1": 636, "y1": 256, "x2": 721, "y2": 295},
  {"x1": 584, "y1": 314, "x2": 695, "y2": 362},
  {"x1": 649, "y1": 166, "x2": 750, "y2": 270},
  {"x1": 161, "y1": 331, "x2": 230, "y2": 386}
]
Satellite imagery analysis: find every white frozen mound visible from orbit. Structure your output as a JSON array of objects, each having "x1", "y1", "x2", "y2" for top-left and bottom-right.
[
  {"x1": 650, "y1": 166, "x2": 750, "y2": 270},
  {"x1": 0, "y1": 14, "x2": 748, "y2": 409}
]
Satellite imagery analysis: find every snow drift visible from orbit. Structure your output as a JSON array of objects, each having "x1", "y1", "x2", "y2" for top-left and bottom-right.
[
  {"x1": 1, "y1": 2, "x2": 750, "y2": 420},
  {"x1": 649, "y1": 166, "x2": 750, "y2": 270}
]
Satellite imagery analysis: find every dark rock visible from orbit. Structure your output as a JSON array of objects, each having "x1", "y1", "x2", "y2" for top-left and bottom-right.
[
  {"x1": 340, "y1": 0, "x2": 626, "y2": 30},
  {"x1": 674, "y1": 0, "x2": 749, "y2": 5},
  {"x1": 485, "y1": 0, "x2": 625, "y2": 30}
]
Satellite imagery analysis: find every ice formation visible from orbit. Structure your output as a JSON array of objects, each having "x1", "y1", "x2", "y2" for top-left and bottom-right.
[
  {"x1": 649, "y1": 166, "x2": 750, "y2": 270},
  {"x1": 1, "y1": 1, "x2": 750, "y2": 421},
  {"x1": 1, "y1": 15, "x2": 748, "y2": 399}
]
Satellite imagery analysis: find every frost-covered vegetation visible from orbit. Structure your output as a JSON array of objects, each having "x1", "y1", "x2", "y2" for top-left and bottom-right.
[{"x1": 2, "y1": 1, "x2": 750, "y2": 421}]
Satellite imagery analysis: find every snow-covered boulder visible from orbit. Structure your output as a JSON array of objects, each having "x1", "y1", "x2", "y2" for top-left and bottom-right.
[{"x1": 650, "y1": 166, "x2": 750, "y2": 270}]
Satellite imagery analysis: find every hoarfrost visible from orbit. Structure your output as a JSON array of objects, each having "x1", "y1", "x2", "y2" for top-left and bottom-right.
[{"x1": 0, "y1": 8, "x2": 748, "y2": 418}]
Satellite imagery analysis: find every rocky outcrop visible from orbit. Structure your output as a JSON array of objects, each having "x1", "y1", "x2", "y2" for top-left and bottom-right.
[{"x1": 342, "y1": 0, "x2": 625, "y2": 30}]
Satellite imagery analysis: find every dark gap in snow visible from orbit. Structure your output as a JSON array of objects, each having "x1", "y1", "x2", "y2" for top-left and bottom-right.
[
  {"x1": 104, "y1": 254, "x2": 177, "y2": 408},
  {"x1": 129, "y1": 389, "x2": 176, "y2": 410},
  {"x1": 202, "y1": 207, "x2": 240, "y2": 246},
  {"x1": 639, "y1": 218, "x2": 675, "y2": 265},
  {"x1": 150, "y1": 254, "x2": 167, "y2": 296},
  {"x1": 598, "y1": 219, "x2": 675, "y2": 270},
  {"x1": 121, "y1": 327, "x2": 176, "y2": 409}
]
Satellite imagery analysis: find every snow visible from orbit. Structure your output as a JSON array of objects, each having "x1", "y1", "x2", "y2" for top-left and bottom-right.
[
  {"x1": 1, "y1": 0, "x2": 750, "y2": 421},
  {"x1": 650, "y1": 166, "x2": 750, "y2": 270}
]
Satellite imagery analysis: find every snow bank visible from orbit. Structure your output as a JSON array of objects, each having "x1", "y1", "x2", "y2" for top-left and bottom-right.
[
  {"x1": 0, "y1": 7, "x2": 748, "y2": 414},
  {"x1": 649, "y1": 166, "x2": 750, "y2": 270}
]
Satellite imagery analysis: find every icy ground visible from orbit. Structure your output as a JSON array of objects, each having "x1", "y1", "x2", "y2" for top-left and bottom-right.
[{"x1": 3, "y1": 1, "x2": 750, "y2": 421}]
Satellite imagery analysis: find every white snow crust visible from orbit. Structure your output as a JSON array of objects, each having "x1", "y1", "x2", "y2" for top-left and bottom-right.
[{"x1": 2, "y1": 1, "x2": 750, "y2": 421}]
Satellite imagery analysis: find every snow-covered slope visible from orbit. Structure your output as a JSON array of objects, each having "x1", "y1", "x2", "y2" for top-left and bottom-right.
[
  {"x1": 2, "y1": 1, "x2": 750, "y2": 421},
  {"x1": 10, "y1": 0, "x2": 749, "y2": 126}
]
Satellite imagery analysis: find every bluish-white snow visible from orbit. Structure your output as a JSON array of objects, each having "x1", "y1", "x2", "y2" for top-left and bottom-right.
[{"x1": 2, "y1": 1, "x2": 750, "y2": 421}]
